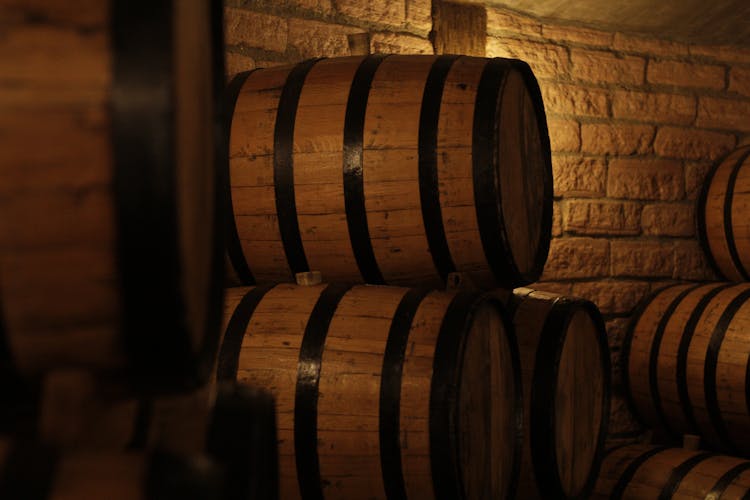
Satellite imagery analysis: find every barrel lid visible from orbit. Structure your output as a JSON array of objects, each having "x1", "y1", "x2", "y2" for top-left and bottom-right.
[
  {"x1": 431, "y1": 293, "x2": 522, "y2": 500},
  {"x1": 530, "y1": 298, "x2": 610, "y2": 499},
  {"x1": 473, "y1": 58, "x2": 552, "y2": 287},
  {"x1": 112, "y1": 0, "x2": 226, "y2": 393}
]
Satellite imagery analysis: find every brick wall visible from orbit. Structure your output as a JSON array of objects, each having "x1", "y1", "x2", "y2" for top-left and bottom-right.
[{"x1": 222, "y1": 0, "x2": 750, "y2": 438}]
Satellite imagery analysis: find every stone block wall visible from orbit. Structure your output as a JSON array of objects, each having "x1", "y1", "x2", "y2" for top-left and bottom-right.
[{"x1": 222, "y1": 0, "x2": 750, "y2": 439}]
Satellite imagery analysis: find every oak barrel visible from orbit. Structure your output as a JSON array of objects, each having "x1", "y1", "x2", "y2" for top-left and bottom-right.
[
  {"x1": 218, "y1": 283, "x2": 522, "y2": 499},
  {"x1": 0, "y1": 441, "x2": 223, "y2": 500},
  {"x1": 38, "y1": 379, "x2": 279, "y2": 500},
  {"x1": 226, "y1": 54, "x2": 552, "y2": 289},
  {"x1": 625, "y1": 283, "x2": 750, "y2": 454},
  {"x1": 698, "y1": 145, "x2": 750, "y2": 281},
  {"x1": 0, "y1": 0, "x2": 226, "y2": 392},
  {"x1": 593, "y1": 444, "x2": 750, "y2": 499},
  {"x1": 506, "y1": 288, "x2": 611, "y2": 499}
]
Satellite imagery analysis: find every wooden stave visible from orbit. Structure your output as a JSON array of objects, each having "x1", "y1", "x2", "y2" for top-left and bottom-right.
[
  {"x1": 225, "y1": 54, "x2": 552, "y2": 290},
  {"x1": 625, "y1": 283, "x2": 750, "y2": 454},
  {"x1": 506, "y1": 289, "x2": 611, "y2": 500},
  {"x1": 0, "y1": 0, "x2": 227, "y2": 394},
  {"x1": 697, "y1": 145, "x2": 750, "y2": 282},
  {"x1": 593, "y1": 444, "x2": 750, "y2": 499},
  {"x1": 217, "y1": 284, "x2": 523, "y2": 500}
]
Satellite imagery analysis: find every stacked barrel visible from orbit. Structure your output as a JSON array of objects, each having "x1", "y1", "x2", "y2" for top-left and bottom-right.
[
  {"x1": 607, "y1": 146, "x2": 750, "y2": 498},
  {"x1": 0, "y1": 1, "x2": 277, "y2": 498},
  {"x1": 222, "y1": 54, "x2": 612, "y2": 499}
]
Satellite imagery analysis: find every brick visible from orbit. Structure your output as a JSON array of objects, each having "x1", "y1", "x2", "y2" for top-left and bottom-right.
[
  {"x1": 486, "y1": 37, "x2": 569, "y2": 79},
  {"x1": 696, "y1": 96, "x2": 750, "y2": 132},
  {"x1": 673, "y1": 240, "x2": 718, "y2": 280},
  {"x1": 539, "y1": 82, "x2": 609, "y2": 117},
  {"x1": 729, "y1": 66, "x2": 750, "y2": 97},
  {"x1": 612, "y1": 32, "x2": 688, "y2": 57},
  {"x1": 234, "y1": 0, "x2": 333, "y2": 13},
  {"x1": 685, "y1": 161, "x2": 714, "y2": 200},
  {"x1": 370, "y1": 32, "x2": 432, "y2": 54},
  {"x1": 608, "y1": 396, "x2": 644, "y2": 435},
  {"x1": 570, "y1": 49, "x2": 645, "y2": 85},
  {"x1": 552, "y1": 201, "x2": 563, "y2": 237},
  {"x1": 542, "y1": 24, "x2": 612, "y2": 47},
  {"x1": 486, "y1": 7, "x2": 542, "y2": 36},
  {"x1": 226, "y1": 52, "x2": 256, "y2": 80},
  {"x1": 641, "y1": 203, "x2": 695, "y2": 237},
  {"x1": 288, "y1": 19, "x2": 360, "y2": 58},
  {"x1": 572, "y1": 280, "x2": 650, "y2": 315},
  {"x1": 611, "y1": 240, "x2": 673, "y2": 278},
  {"x1": 548, "y1": 119, "x2": 580, "y2": 152},
  {"x1": 612, "y1": 90, "x2": 696, "y2": 126},
  {"x1": 335, "y1": 0, "x2": 405, "y2": 27},
  {"x1": 552, "y1": 156, "x2": 607, "y2": 197},
  {"x1": 564, "y1": 200, "x2": 642, "y2": 236},
  {"x1": 289, "y1": 0, "x2": 333, "y2": 13},
  {"x1": 650, "y1": 281, "x2": 681, "y2": 293},
  {"x1": 581, "y1": 123, "x2": 655, "y2": 155},
  {"x1": 607, "y1": 317, "x2": 631, "y2": 392},
  {"x1": 606, "y1": 318, "x2": 630, "y2": 351},
  {"x1": 541, "y1": 237, "x2": 609, "y2": 280},
  {"x1": 405, "y1": 0, "x2": 431, "y2": 34},
  {"x1": 647, "y1": 60, "x2": 726, "y2": 90},
  {"x1": 225, "y1": 8, "x2": 287, "y2": 52},
  {"x1": 654, "y1": 126, "x2": 736, "y2": 160},
  {"x1": 689, "y1": 44, "x2": 750, "y2": 65},
  {"x1": 607, "y1": 158, "x2": 683, "y2": 201}
]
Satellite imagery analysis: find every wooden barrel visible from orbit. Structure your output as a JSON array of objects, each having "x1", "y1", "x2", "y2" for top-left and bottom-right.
[
  {"x1": 225, "y1": 54, "x2": 552, "y2": 289},
  {"x1": 698, "y1": 145, "x2": 750, "y2": 281},
  {"x1": 38, "y1": 378, "x2": 279, "y2": 500},
  {"x1": 506, "y1": 288, "x2": 611, "y2": 499},
  {"x1": 0, "y1": 441, "x2": 223, "y2": 499},
  {"x1": 218, "y1": 283, "x2": 522, "y2": 499},
  {"x1": 0, "y1": 1, "x2": 226, "y2": 392},
  {"x1": 593, "y1": 444, "x2": 750, "y2": 499},
  {"x1": 625, "y1": 283, "x2": 750, "y2": 454}
]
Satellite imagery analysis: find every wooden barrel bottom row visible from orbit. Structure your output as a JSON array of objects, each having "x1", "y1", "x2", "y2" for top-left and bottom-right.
[
  {"x1": 220, "y1": 284, "x2": 522, "y2": 499},
  {"x1": 594, "y1": 444, "x2": 750, "y2": 499},
  {"x1": 0, "y1": 441, "x2": 222, "y2": 500},
  {"x1": 507, "y1": 288, "x2": 611, "y2": 499}
]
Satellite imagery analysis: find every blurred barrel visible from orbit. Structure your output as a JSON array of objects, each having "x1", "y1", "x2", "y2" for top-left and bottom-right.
[
  {"x1": 506, "y1": 288, "x2": 610, "y2": 499},
  {"x1": 698, "y1": 146, "x2": 750, "y2": 281},
  {"x1": 593, "y1": 444, "x2": 750, "y2": 499},
  {"x1": 226, "y1": 54, "x2": 552, "y2": 289},
  {"x1": 0, "y1": 0, "x2": 226, "y2": 392},
  {"x1": 0, "y1": 441, "x2": 223, "y2": 500},
  {"x1": 625, "y1": 283, "x2": 750, "y2": 454},
  {"x1": 39, "y1": 380, "x2": 279, "y2": 500},
  {"x1": 218, "y1": 283, "x2": 522, "y2": 499}
]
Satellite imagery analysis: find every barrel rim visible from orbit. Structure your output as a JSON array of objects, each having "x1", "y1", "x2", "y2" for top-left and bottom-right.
[
  {"x1": 696, "y1": 145, "x2": 750, "y2": 281},
  {"x1": 111, "y1": 0, "x2": 226, "y2": 393},
  {"x1": 473, "y1": 58, "x2": 553, "y2": 288},
  {"x1": 509, "y1": 59, "x2": 553, "y2": 286},
  {"x1": 224, "y1": 70, "x2": 259, "y2": 286},
  {"x1": 622, "y1": 283, "x2": 685, "y2": 429},
  {"x1": 431, "y1": 292, "x2": 523, "y2": 500},
  {"x1": 529, "y1": 297, "x2": 611, "y2": 500},
  {"x1": 206, "y1": 383, "x2": 280, "y2": 500}
]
